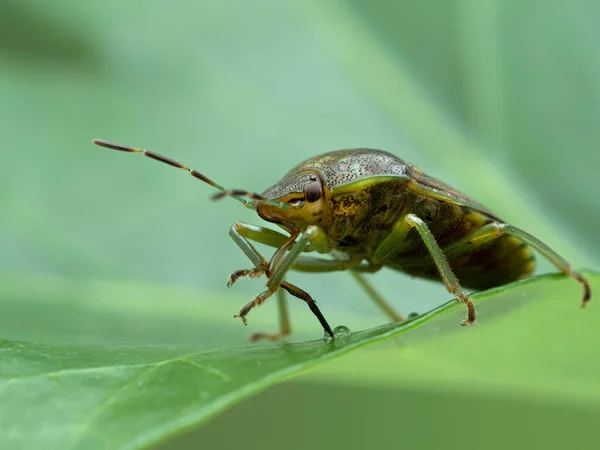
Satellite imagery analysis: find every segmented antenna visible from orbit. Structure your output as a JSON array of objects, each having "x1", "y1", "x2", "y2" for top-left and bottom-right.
[
  {"x1": 93, "y1": 139, "x2": 289, "y2": 210},
  {"x1": 212, "y1": 189, "x2": 289, "y2": 210}
]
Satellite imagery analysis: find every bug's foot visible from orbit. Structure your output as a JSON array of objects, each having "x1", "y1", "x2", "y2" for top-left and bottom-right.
[
  {"x1": 227, "y1": 267, "x2": 266, "y2": 288},
  {"x1": 455, "y1": 290, "x2": 476, "y2": 326},
  {"x1": 249, "y1": 330, "x2": 290, "y2": 342},
  {"x1": 573, "y1": 272, "x2": 591, "y2": 307},
  {"x1": 234, "y1": 313, "x2": 248, "y2": 326}
]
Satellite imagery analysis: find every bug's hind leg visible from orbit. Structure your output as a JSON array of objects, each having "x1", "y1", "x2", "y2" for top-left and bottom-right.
[
  {"x1": 499, "y1": 224, "x2": 591, "y2": 307},
  {"x1": 438, "y1": 222, "x2": 591, "y2": 307},
  {"x1": 403, "y1": 214, "x2": 476, "y2": 325}
]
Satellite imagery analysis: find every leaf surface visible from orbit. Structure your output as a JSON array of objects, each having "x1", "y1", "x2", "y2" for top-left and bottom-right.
[{"x1": 1, "y1": 272, "x2": 598, "y2": 450}]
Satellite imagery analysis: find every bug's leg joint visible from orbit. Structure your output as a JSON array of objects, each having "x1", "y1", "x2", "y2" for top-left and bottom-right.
[
  {"x1": 227, "y1": 267, "x2": 267, "y2": 288},
  {"x1": 304, "y1": 225, "x2": 331, "y2": 254}
]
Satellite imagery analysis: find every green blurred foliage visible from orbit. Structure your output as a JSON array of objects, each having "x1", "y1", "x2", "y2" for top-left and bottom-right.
[
  {"x1": 170, "y1": 381, "x2": 598, "y2": 450},
  {"x1": 1, "y1": 0, "x2": 599, "y2": 449}
]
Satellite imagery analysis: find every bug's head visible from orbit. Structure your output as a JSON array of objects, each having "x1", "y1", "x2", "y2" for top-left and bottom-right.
[{"x1": 256, "y1": 170, "x2": 330, "y2": 229}]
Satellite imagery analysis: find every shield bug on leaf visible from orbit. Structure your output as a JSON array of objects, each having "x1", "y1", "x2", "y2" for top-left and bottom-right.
[{"x1": 93, "y1": 140, "x2": 591, "y2": 340}]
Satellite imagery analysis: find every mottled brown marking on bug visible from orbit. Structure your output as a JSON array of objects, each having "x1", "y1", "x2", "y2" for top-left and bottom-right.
[{"x1": 257, "y1": 148, "x2": 589, "y2": 315}]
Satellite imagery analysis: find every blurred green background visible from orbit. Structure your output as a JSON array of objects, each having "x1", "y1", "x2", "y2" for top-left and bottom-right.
[{"x1": 1, "y1": 0, "x2": 599, "y2": 449}]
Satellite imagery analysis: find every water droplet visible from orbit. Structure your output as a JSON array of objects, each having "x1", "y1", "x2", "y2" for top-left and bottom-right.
[
  {"x1": 323, "y1": 329, "x2": 334, "y2": 342},
  {"x1": 333, "y1": 325, "x2": 352, "y2": 339}
]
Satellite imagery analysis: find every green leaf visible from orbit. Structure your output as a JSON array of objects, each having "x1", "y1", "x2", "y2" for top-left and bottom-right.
[{"x1": 1, "y1": 272, "x2": 598, "y2": 449}]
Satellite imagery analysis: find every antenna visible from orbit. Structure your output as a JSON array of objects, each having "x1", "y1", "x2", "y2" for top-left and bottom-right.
[{"x1": 93, "y1": 139, "x2": 289, "y2": 210}]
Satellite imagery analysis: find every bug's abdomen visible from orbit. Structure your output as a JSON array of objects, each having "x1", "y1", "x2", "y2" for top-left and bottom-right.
[
  {"x1": 397, "y1": 235, "x2": 535, "y2": 290},
  {"x1": 452, "y1": 235, "x2": 535, "y2": 289}
]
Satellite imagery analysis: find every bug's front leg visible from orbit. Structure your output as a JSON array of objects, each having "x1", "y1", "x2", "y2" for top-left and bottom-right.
[
  {"x1": 244, "y1": 289, "x2": 291, "y2": 342},
  {"x1": 227, "y1": 222, "x2": 334, "y2": 339},
  {"x1": 263, "y1": 226, "x2": 334, "y2": 338},
  {"x1": 226, "y1": 222, "x2": 291, "y2": 340},
  {"x1": 226, "y1": 222, "x2": 292, "y2": 287}
]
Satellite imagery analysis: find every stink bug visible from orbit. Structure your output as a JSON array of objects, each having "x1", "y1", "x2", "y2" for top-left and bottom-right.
[{"x1": 93, "y1": 140, "x2": 591, "y2": 340}]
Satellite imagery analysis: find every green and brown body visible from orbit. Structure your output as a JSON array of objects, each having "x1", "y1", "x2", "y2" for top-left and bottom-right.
[
  {"x1": 260, "y1": 149, "x2": 534, "y2": 291},
  {"x1": 94, "y1": 140, "x2": 590, "y2": 340},
  {"x1": 333, "y1": 183, "x2": 535, "y2": 291}
]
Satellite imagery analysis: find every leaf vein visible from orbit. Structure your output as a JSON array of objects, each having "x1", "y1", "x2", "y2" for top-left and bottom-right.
[{"x1": 180, "y1": 358, "x2": 231, "y2": 382}]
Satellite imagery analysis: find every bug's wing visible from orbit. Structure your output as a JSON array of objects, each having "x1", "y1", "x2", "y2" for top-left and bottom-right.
[{"x1": 406, "y1": 166, "x2": 502, "y2": 221}]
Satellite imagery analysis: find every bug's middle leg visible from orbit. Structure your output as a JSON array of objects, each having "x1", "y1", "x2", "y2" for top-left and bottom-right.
[
  {"x1": 288, "y1": 253, "x2": 405, "y2": 322},
  {"x1": 373, "y1": 213, "x2": 476, "y2": 325},
  {"x1": 349, "y1": 272, "x2": 406, "y2": 322},
  {"x1": 282, "y1": 251, "x2": 405, "y2": 323}
]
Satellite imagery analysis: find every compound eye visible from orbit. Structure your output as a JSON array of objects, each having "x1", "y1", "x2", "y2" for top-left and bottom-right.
[{"x1": 305, "y1": 180, "x2": 322, "y2": 203}]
